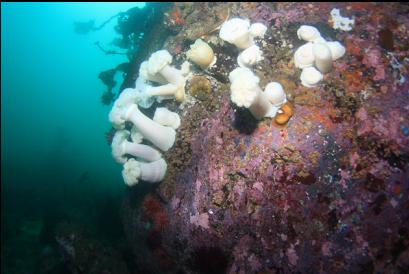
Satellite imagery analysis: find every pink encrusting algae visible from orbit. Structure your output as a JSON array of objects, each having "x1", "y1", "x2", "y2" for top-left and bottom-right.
[{"x1": 120, "y1": 3, "x2": 409, "y2": 273}]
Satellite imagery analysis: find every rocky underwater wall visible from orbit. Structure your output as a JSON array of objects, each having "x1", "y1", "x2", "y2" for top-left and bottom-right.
[{"x1": 114, "y1": 3, "x2": 409, "y2": 274}]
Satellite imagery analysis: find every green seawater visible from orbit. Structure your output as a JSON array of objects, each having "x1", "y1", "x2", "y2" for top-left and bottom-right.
[{"x1": 1, "y1": 3, "x2": 146, "y2": 273}]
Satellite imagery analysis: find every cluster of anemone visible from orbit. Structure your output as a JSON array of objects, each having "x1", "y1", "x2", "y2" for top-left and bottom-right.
[
  {"x1": 219, "y1": 18, "x2": 289, "y2": 122},
  {"x1": 109, "y1": 36, "x2": 219, "y2": 186},
  {"x1": 137, "y1": 50, "x2": 191, "y2": 105},
  {"x1": 108, "y1": 18, "x2": 231, "y2": 186},
  {"x1": 109, "y1": 49, "x2": 186, "y2": 186},
  {"x1": 108, "y1": 16, "x2": 350, "y2": 186},
  {"x1": 294, "y1": 25, "x2": 346, "y2": 87}
]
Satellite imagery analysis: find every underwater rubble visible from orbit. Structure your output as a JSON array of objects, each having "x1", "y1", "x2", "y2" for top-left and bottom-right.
[{"x1": 118, "y1": 3, "x2": 409, "y2": 273}]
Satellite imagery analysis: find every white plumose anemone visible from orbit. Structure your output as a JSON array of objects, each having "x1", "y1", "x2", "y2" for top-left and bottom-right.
[
  {"x1": 326, "y1": 41, "x2": 346, "y2": 61},
  {"x1": 229, "y1": 67, "x2": 281, "y2": 120},
  {"x1": 294, "y1": 24, "x2": 346, "y2": 87},
  {"x1": 111, "y1": 130, "x2": 162, "y2": 164},
  {"x1": 237, "y1": 45, "x2": 264, "y2": 68},
  {"x1": 313, "y1": 42, "x2": 333, "y2": 73},
  {"x1": 219, "y1": 18, "x2": 254, "y2": 49},
  {"x1": 249, "y1": 22, "x2": 267, "y2": 38},
  {"x1": 145, "y1": 50, "x2": 188, "y2": 102},
  {"x1": 300, "y1": 67, "x2": 323, "y2": 87},
  {"x1": 294, "y1": 42, "x2": 315, "y2": 69},
  {"x1": 264, "y1": 82, "x2": 287, "y2": 107},
  {"x1": 297, "y1": 25, "x2": 321, "y2": 42},
  {"x1": 122, "y1": 158, "x2": 167, "y2": 186},
  {"x1": 124, "y1": 104, "x2": 176, "y2": 151},
  {"x1": 186, "y1": 39, "x2": 217, "y2": 69},
  {"x1": 109, "y1": 88, "x2": 139, "y2": 129},
  {"x1": 139, "y1": 61, "x2": 167, "y2": 84},
  {"x1": 153, "y1": 107, "x2": 181, "y2": 130}
]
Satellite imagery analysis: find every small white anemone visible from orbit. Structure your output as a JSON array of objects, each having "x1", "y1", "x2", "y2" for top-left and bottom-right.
[
  {"x1": 139, "y1": 61, "x2": 167, "y2": 84},
  {"x1": 237, "y1": 45, "x2": 264, "y2": 68},
  {"x1": 229, "y1": 67, "x2": 261, "y2": 107},
  {"x1": 264, "y1": 82, "x2": 287, "y2": 107},
  {"x1": 186, "y1": 39, "x2": 217, "y2": 69},
  {"x1": 180, "y1": 61, "x2": 191, "y2": 77},
  {"x1": 122, "y1": 158, "x2": 141, "y2": 186},
  {"x1": 153, "y1": 107, "x2": 181, "y2": 130},
  {"x1": 133, "y1": 77, "x2": 156, "y2": 108},
  {"x1": 122, "y1": 158, "x2": 167, "y2": 186},
  {"x1": 300, "y1": 67, "x2": 323, "y2": 87},
  {"x1": 249, "y1": 22, "x2": 267, "y2": 38},
  {"x1": 111, "y1": 130, "x2": 162, "y2": 164},
  {"x1": 229, "y1": 67, "x2": 276, "y2": 120},
  {"x1": 146, "y1": 50, "x2": 187, "y2": 102},
  {"x1": 147, "y1": 50, "x2": 173, "y2": 75},
  {"x1": 294, "y1": 42, "x2": 315, "y2": 69},
  {"x1": 130, "y1": 126, "x2": 143, "y2": 143},
  {"x1": 145, "y1": 83, "x2": 179, "y2": 97},
  {"x1": 297, "y1": 25, "x2": 321, "y2": 42},
  {"x1": 263, "y1": 82, "x2": 288, "y2": 118},
  {"x1": 123, "y1": 104, "x2": 176, "y2": 151},
  {"x1": 326, "y1": 41, "x2": 346, "y2": 60},
  {"x1": 219, "y1": 18, "x2": 253, "y2": 49},
  {"x1": 313, "y1": 42, "x2": 333, "y2": 73},
  {"x1": 109, "y1": 88, "x2": 138, "y2": 129},
  {"x1": 312, "y1": 36, "x2": 327, "y2": 44}
]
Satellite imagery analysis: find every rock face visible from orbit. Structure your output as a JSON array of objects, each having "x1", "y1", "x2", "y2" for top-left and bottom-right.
[{"x1": 121, "y1": 3, "x2": 409, "y2": 273}]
